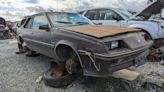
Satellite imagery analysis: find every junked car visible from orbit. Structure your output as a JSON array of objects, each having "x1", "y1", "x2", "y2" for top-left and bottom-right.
[
  {"x1": 16, "y1": 12, "x2": 153, "y2": 77},
  {"x1": 79, "y1": 0, "x2": 164, "y2": 48},
  {"x1": 0, "y1": 17, "x2": 9, "y2": 39}
]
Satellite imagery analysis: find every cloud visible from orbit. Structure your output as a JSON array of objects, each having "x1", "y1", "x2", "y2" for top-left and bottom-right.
[{"x1": 0, "y1": 0, "x2": 148, "y2": 21}]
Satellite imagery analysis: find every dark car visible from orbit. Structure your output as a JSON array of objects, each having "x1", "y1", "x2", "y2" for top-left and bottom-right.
[
  {"x1": 16, "y1": 12, "x2": 153, "y2": 77},
  {"x1": 0, "y1": 17, "x2": 9, "y2": 39}
]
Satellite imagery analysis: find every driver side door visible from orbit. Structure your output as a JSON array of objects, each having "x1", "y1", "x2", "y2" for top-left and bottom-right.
[{"x1": 29, "y1": 14, "x2": 53, "y2": 57}]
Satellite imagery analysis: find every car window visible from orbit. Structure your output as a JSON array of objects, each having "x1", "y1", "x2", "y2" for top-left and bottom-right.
[
  {"x1": 99, "y1": 10, "x2": 106, "y2": 20},
  {"x1": 98, "y1": 9, "x2": 122, "y2": 20},
  {"x1": 32, "y1": 15, "x2": 48, "y2": 29},
  {"x1": 21, "y1": 19, "x2": 26, "y2": 26},
  {"x1": 85, "y1": 10, "x2": 98, "y2": 20},
  {"x1": 48, "y1": 13, "x2": 92, "y2": 26}
]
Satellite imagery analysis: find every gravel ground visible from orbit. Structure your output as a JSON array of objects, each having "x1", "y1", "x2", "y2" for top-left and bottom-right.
[{"x1": 0, "y1": 39, "x2": 163, "y2": 92}]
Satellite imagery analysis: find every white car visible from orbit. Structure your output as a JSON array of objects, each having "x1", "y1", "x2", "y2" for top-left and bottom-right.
[{"x1": 80, "y1": 0, "x2": 164, "y2": 47}]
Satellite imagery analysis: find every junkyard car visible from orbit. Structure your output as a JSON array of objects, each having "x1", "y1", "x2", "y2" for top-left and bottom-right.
[
  {"x1": 16, "y1": 12, "x2": 153, "y2": 77},
  {"x1": 0, "y1": 18, "x2": 6, "y2": 38},
  {"x1": 79, "y1": 0, "x2": 164, "y2": 48},
  {"x1": 0, "y1": 17, "x2": 9, "y2": 39}
]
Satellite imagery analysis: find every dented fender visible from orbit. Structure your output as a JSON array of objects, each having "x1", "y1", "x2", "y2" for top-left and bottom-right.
[{"x1": 128, "y1": 22, "x2": 161, "y2": 39}]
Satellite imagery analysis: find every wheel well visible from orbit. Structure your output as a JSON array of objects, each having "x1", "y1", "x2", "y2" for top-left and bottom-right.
[
  {"x1": 140, "y1": 29, "x2": 153, "y2": 40},
  {"x1": 56, "y1": 44, "x2": 75, "y2": 61}
]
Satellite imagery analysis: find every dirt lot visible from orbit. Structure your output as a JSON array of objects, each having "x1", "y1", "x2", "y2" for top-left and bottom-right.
[{"x1": 0, "y1": 39, "x2": 163, "y2": 92}]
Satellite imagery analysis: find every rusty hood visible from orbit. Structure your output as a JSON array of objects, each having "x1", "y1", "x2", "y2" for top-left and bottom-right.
[{"x1": 64, "y1": 25, "x2": 140, "y2": 38}]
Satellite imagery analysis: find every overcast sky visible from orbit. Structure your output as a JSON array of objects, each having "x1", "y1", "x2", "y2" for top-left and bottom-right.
[{"x1": 0, "y1": 0, "x2": 149, "y2": 21}]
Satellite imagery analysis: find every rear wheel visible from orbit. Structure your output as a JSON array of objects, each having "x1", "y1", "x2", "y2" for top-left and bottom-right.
[{"x1": 24, "y1": 46, "x2": 39, "y2": 57}]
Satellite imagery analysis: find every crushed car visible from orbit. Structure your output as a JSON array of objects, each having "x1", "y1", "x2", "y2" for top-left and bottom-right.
[{"x1": 79, "y1": 0, "x2": 164, "y2": 49}]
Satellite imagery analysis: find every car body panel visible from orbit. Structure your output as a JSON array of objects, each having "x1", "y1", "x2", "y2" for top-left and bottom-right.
[{"x1": 93, "y1": 20, "x2": 121, "y2": 26}]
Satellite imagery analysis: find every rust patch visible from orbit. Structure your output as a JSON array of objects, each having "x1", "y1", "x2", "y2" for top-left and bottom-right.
[{"x1": 64, "y1": 25, "x2": 140, "y2": 38}]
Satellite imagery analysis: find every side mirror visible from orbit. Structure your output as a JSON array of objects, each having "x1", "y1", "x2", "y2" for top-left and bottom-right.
[
  {"x1": 113, "y1": 17, "x2": 121, "y2": 22},
  {"x1": 161, "y1": 9, "x2": 164, "y2": 19},
  {"x1": 39, "y1": 25, "x2": 49, "y2": 31}
]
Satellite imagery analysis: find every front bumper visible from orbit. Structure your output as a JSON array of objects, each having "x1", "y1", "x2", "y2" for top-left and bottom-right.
[{"x1": 78, "y1": 42, "x2": 153, "y2": 77}]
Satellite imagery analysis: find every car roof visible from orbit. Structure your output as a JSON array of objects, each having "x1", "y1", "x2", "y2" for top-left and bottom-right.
[
  {"x1": 31, "y1": 12, "x2": 78, "y2": 16},
  {"x1": 78, "y1": 7, "x2": 121, "y2": 12}
]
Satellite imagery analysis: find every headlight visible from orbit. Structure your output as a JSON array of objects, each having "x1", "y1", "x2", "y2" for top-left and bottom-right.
[
  {"x1": 109, "y1": 41, "x2": 119, "y2": 49},
  {"x1": 106, "y1": 40, "x2": 127, "y2": 50}
]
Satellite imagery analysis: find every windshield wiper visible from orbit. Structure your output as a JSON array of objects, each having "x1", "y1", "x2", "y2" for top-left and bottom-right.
[
  {"x1": 55, "y1": 21, "x2": 73, "y2": 24},
  {"x1": 76, "y1": 22, "x2": 89, "y2": 25}
]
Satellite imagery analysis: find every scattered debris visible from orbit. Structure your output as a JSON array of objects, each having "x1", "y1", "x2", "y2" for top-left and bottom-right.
[
  {"x1": 160, "y1": 60, "x2": 164, "y2": 65},
  {"x1": 36, "y1": 76, "x2": 43, "y2": 83},
  {"x1": 111, "y1": 69, "x2": 139, "y2": 81}
]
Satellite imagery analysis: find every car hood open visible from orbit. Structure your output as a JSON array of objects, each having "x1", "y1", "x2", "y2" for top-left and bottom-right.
[
  {"x1": 132, "y1": 0, "x2": 164, "y2": 20},
  {"x1": 64, "y1": 25, "x2": 140, "y2": 38}
]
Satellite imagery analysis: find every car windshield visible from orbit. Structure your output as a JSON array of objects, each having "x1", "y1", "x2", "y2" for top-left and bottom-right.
[
  {"x1": 117, "y1": 9, "x2": 133, "y2": 19},
  {"x1": 48, "y1": 13, "x2": 92, "y2": 26},
  {"x1": 118, "y1": 9, "x2": 145, "y2": 20}
]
